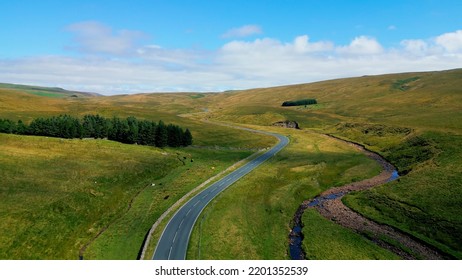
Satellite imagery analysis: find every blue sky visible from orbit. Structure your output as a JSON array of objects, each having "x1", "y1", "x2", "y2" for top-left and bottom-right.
[{"x1": 1, "y1": 0, "x2": 462, "y2": 94}]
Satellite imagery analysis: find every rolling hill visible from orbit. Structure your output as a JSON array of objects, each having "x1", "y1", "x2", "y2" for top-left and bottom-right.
[
  {"x1": 0, "y1": 68, "x2": 461, "y2": 259},
  {"x1": 0, "y1": 83, "x2": 100, "y2": 98}
]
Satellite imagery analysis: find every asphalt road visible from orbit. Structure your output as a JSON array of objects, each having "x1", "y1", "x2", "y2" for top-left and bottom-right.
[{"x1": 153, "y1": 131, "x2": 289, "y2": 260}]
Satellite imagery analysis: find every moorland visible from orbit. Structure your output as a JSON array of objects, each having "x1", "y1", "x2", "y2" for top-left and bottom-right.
[{"x1": 0, "y1": 68, "x2": 461, "y2": 259}]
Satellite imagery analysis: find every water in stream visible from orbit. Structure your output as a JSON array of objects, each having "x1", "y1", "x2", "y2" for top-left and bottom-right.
[
  {"x1": 289, "y1": 171, "x2": 399, "y2": 260},
  {"x1": 288, "y1": 192, "x2": 346, "y2": 259}
]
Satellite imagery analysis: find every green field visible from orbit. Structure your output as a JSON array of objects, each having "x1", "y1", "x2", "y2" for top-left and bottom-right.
[
  {"x1": 0, "y1": 134, "x2": 176, "y2": 259},
  {"x1": 343, "y1": 131, "x2": 462, "y2": 259},
  {"x1": 0, "y1": 134, "x2": 253, "y2": 259},
  {"x1": 186, "y1": 69, "x2": 462, "y2": 259},
  {"x1": 1, "y1": 68, "x2": 461, "y2": 259},
  {"x1": 0, "y1": 87, "x2": 273, "y2": 259},
  {"x1": 301, "y1": 209, "x2": 400, "y2": 260},
  {"x1": 187, "y1": 128, "x2": 383, "y2": 259}
]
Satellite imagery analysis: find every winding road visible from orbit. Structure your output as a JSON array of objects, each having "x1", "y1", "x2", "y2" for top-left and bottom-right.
[{"x1": 153, "y1": 131, "x2": 289, "y2": 260}]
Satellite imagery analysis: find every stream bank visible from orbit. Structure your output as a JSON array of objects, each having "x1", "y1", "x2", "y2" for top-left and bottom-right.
[{"x1": 289, "y1": 134, "x2": 444, "y2": 260}]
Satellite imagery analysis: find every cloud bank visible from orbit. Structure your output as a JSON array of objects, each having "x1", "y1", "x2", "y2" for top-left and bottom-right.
[{"x1": 1, "y1": 22, "x2": 462, "y2": 95}]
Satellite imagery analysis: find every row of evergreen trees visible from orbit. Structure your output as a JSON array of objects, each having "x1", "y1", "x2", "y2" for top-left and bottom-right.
[
  {"x1": 0, "y1": 114, "x2": 192, "y2": 148},
  {"x1": 281, "y1": 98, "x2": 317, "y2": 106}
]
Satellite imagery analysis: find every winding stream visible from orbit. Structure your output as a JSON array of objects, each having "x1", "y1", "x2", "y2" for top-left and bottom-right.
[
  {"x1": 288, "y1": 135, "x2": 446, "y2": 259},
  {"x1": 289, "y1": 135, "x2": 399, "y2": 260}
]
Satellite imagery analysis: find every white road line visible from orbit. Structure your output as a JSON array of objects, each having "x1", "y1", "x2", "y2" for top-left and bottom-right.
[
  {"x1": 168, "y1": 246, "x2": 173, "y2": 259},
  {"x1": 152, "y1": 132, "x2": 289, "y2": 260},
  {"x1": 172, "y1": 230, "x2": 179, "y2": 243}
]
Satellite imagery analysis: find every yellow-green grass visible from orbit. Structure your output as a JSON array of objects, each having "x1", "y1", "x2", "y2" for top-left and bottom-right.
[
  {"x1": 0, "y1": 133, "x2": 176, "y2": 259},
  {"x1": 140, "y1": 148, "x2": 265, "y2": 260},
  {"x1": 203, "y1": 69, "x2": 462, "y2": 133},
  {"x1": 2, "y1": 68, "x2": 462, "y2": 259},
  {"x1": 0, "y1": 134, "x2": 252, "y2": 259},
  {"x1": 0, "y1": 87, "x2": 274, "y2": 259},
  {"x1": 0, "y1": 83, "x2": 96, "y2": 98},
  {"x1": 187, "y1": 128, "x2": 382, "y2": 259},
  {"x1": 84, "y1": 147, "x2": 252, "y2": 260},
  {"x1": 0, "y1": 89, "x2": 275, "y2": 149},
  {"x1": 302, "y1": 209, "x2": 400, "y2": 260},
  {"x1": 191, "y1": 69, "x2": 462, "y2": 259},
  {"x1": 343, "y1": 131, "x2": 462, "y2": 259}
]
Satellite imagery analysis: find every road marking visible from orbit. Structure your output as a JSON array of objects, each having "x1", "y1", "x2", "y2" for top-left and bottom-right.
[
  {"x1": 172, "y1": 230, "x2": 179, "y2": 243},
  {"x1": 168, "y1": 246, "x2": 173, "y2": 259},
  {"x1": 152, "y1": 133, "x2": 289, "y2": 260}
]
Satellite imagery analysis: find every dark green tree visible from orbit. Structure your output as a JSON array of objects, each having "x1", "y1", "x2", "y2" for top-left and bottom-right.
[
  {"x1": 155, "y1": 120, "x2": 168, "y2": 148},
  {"x1": 167, "y1": 124, "x2": 182, "y2": 147},
  {"x1": 0, "y1": 119, "x2": 16, "y2": 133},
  {"x1": 138, "y1": 120, "x2": 156, "y2": 146},
  {"x1": 1, "y1": 114, "x2": 192, "y2": 147},
  {"x1": 15, "y1": 120, "x2": 27, "y2": 135},
  {"x1": 182, "y1": 128, "x2": 193, "y2": 146},
  {"x1": 126, "y1": 116, "x2": 139, "y2": 144}
]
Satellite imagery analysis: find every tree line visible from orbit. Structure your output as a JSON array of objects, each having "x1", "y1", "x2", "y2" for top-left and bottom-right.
[
  {"x1": 0, "y1": 114, "x2": 193, "y2": 148},
  {"x1": 281, "y1": 98, "x2": 317, "y2": 106}
]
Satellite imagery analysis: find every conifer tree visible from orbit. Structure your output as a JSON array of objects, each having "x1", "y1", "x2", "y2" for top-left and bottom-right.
[
  {"x1": 182, "y1": 128, "x2": 193, "y2": 146},
  {"x1": 155, "y1": 120, "x2": 168, "y2": 147}
]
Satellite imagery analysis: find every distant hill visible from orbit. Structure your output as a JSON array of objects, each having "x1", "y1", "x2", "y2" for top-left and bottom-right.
[
  {"x1": 1, "y1": 68, "x2": 462, "y2": 259},
  {"x1": 208, "y1": 68, "x2": 462, "y2": 133},
  {"x1": 0, "y1": 83, "x2": 100, "y2": 98}
]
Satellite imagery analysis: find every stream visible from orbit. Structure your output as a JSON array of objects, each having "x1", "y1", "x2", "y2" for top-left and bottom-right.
[{"x1": 289, "y1": 136, "x2": 399, "y2": 260}]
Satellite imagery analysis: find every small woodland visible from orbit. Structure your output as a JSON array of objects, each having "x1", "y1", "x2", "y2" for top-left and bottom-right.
[
  {"x1": 0, "y1": 114, "x2": 193, "y2": 148},
  {"x1": 281, "y1": 98, "x2": 317, "y2": 106}
]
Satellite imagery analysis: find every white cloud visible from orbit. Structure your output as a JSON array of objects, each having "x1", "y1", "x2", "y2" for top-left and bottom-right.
[
  {"x1": 399, "y1": 30, "x2": 462, "y2": 56},
  {"x1": 66, "y1": 21, "x2": 148, "y2": 55},
  {"x1": 2, "y1": 27, "x2": 462, "y2": 95},
  {"x1": 401, "y1": 39, "x2": 428, "y2": 54},
  {"x1": 292, "y1": 35, "x2": 334, "y2": 53},
  {"x1": 435, "y1": 30, "x2": 462, "y2": 53},
  {"x1": 221, "y1": 35, "x2": 333, "y2": 54},
  {"x1": 221, "y1": 25, "x2": 262, "y2": 38},
  {"x1": 337, "y1": 36, "x2": 383, "y2": 55}
]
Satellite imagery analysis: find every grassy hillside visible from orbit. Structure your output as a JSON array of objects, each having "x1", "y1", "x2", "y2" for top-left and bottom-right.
[
  {"x1": 192, "y1": 68, "x2": 462, "y2": 259},
  {"x1": 0, "y1": 88, "x2": 274, "y2": 149},
  {"x1": 0, "y1": 86, "x2": 274, "y2": 259},
  {"x1": 0, "y1": 134, "x2": 175, "y2": 259},
  {"x1": 204, "y1": 69, "x2": 462, "y2": 132},
  {"x1": 1, "y1": 68, "x2": 461, "y2": 259},
  {"x1": 0, "y1": 134, "x2": 253, "y2": 259},
  {"x1": 187, "y1": 128, "x2": 387, "y2": 259},
  {"x1": 0, "y1": 83, "x2": 99, "y2": 98}
]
